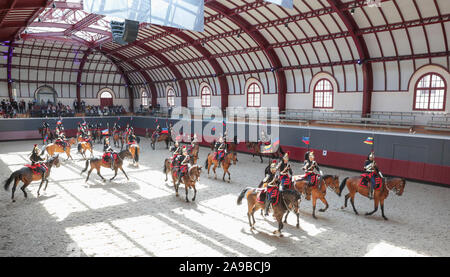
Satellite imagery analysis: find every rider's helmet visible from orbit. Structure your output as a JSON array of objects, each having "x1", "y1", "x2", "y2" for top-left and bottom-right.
[
  {"x1": 270, "y1": 160, "x2": 277, "y2": 173},
  {"x1": 182, "y1": 146, "x2": 188, "y2": 155},
  {"x1": 174, "y1": 141, "x2": 179, "y2": 148},
  {"x1": 308, "y1": 151, "x2": 315, "y2": 160},
  {"x1": 33, "y1": 144, "x2": 40, "y2": 155},
  {"x1": 368, "y1": 152, "x2": 374, "y2": 160}
]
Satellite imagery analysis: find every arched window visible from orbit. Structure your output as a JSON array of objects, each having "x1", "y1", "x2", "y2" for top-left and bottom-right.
[
  {"x1": 201, "y1": 85, "x2": 211, "y2": 107},
  {"x1": 141, "y1": 90, "x2": 149, "y2": 106},
  {"x1": 247, "y1": 82, "x2": 261, "y2": 107},
  {"x1": 99, "y1": 89, "x2": 114, "y2": 107},
  {"x1": 414, "y1": 73, "x2": 446, "y2": 111},
  {"x1": 313, "y1": 79, "x2": 333, "y2": 109},
  {"x1": 167, "y1": 88, "x2": 175, "y2": 107}
]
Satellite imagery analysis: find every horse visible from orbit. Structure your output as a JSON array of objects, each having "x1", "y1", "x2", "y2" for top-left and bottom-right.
[
  {"x1": 113, "y1": 130, "x2": 124, "y2": 148},
  {"x1": 77, "y1": 141, "x2": 93, "y2": 160},
  {"x1": 42, "y1": 137, "x2": 77, "y2": 160},
  {"x1": 38, "y1": 127, "x2": 55, "y2": 145},
  {"x1": 128, "y1": 143, "x2": 140, "y2": 167},
  {"x1": 287, "y1": 175, "x2": 340, "y2": 220},
  {"x1": 338, "y1": 176, "x2": 406, "y2": 220},
  {"x1": 150, "y1": 131, "x2": 171, "y2": 150},
  {"x1": 170, "y1": 164, "x2": 202, "y2": 202},
  {"x1": 188, "y1": 143, "x2": 200, "y2": 164},
  {"x1": 81, "y1": 149, "x2": 133, "y2": 183},
  {"x1": 245, "y1": 142, "x2": 284, "y2": 163},
  {"x1": 93, "y1": 128, "x2": 102, "y2": 144},
  {"x1": 4, "y1": 155, "x2": 61, "y2": 202},
  {"x1": 205, "y1": 151, "x2": 237, "y2": 182},
  {"x1": 237, "y1": 187, "x2": 301, "y2": 236}
]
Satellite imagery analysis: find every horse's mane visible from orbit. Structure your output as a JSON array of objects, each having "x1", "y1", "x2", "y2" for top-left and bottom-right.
[
  {"x1": 323, "y1": 174, "x2": 337, "y2": 180},
  {"x1": 282, "y1": 189, "x2": 301, "y2": 199}
]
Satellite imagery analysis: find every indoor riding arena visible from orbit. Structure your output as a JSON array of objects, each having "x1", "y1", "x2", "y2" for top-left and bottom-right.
[{"x1": 0, "y1": 0, "x2": 449, "y2": 258}]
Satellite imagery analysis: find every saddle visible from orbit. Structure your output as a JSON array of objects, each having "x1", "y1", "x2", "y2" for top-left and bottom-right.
[
  {"x1": 359, "y1": 173, "x2": 382, "y2": 190},
  {"x1": 213, "y1": 150, "x2": 225, "y2": 160},
  {"x1": 102, "y1": 152, "x2": 118, "y2": 163},
  {"x1": 25, "y1": 163, "x2": 48, "y2": 175}
]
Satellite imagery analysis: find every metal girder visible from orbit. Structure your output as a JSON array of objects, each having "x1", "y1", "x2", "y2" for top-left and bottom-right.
[
  {"x1": 205, "y1": 0, "x2": 287, "y2": 111},
  {"x1": 6, "y1": 40, "x2": 14, "y2": 101},
  {"x1": 64, "y1": 13, "x2": 104, "y2": 37},
  {"x1": 76, "y1": 48, "x2": 93, "y2": 106},
  {"x1": 327, "y1": 0, "x2": 373, "y2": 117},
  {"x1": 160, "y1": 27, "x2": 229, "y2": 110}
]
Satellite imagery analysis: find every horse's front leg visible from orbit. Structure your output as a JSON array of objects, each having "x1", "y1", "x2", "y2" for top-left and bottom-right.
[
  {"x1": 312, "y1": 196, "x2": 317, "y2": 219},
  {"x1": 37, "y1": 178, "x2": 45, "y2": 196},
  {"x1": 185, "y1": 184, "x2": 189, "y2": 202},
  {"x1": 318, "y1": 196, "x2": 329, "y2": 212},
  {"x1": 192, "y1": 185, "x2": 197, "y2": 201},
  {"x1": 259, "y1": 154, "x2": 263, "y2": 163},
  {"x1": 283, "y1": 211, "x2": 289, "y2": 223},
  {"x1": 380, "y1": 198, "x2": 388, "y2": 220},
  {"x1": 365, "y1": 198, "x2": 379, "y2": 216}
]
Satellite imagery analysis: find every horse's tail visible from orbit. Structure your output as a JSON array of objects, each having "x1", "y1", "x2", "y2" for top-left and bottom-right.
[
  {"x1": 204, "y1": 155, "x2": 209, "y2": 168},
  {"x1": 339, "y1": 177, "x2": 349, "y2": 197},
  {"x1": 135, "y1": 146, "x2": 139, "y2": 162},
  {"x1": 237, "y1": 188, "x2": 251, "y2": 205},
  {"x1": 81, "y1": 159, "x2": 90, "y2": 174},
  {"x1": 4, "y1": 170, "x2": 20, "y2": 191},
  {"x1": 163, "y1": 159, "x2": 168, "y2": 173}
]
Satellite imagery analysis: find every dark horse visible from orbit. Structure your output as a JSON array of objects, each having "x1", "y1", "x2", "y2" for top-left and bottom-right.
[
  {"x1": 38, "y1": 127, "x2": 55, "y2": 145},
  {"x1": 81, "y1": 149, "x2": 133, "y2": 182},
  {"x1": 339, "y1": 176, "x2": 406, "y2": 220},
  {"x1": 4, "y1": 155, "x2": 61, "y2": 202},
  {"x1": 245, "y1": 142, "x2": 284, "y2": 163},
  {"x1": 151, "y1": 131, "x2": 171, "y2": 150},
  {"x1": 237, "y1": 187, "x2": 301, "y2": 236}
]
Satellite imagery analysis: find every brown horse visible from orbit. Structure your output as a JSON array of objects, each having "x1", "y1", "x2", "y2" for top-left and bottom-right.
[
  {"x1": 237, "y1": 187, "x2": 301, "y2": 236},
  {"x1": 43, "y1": 137, "x2": 77, "y2": 160},
  {"x1": 205, "y1": 151, "x2": 237, "y2": 182},
  {"x1": 128, "y1": 144, "x2": 140, "y2": 167},
  {"x1": 77, "y1": 141, "x2": 93, "y2": 159},
  {"x1": 81, "y1": 149, "x2": 133, "y2": 183},
  {"x1": 171, "y1": 164, "x2": 202, "y2": 202},
  {"x1": 113, "y1": 131, "x2": 124, "y2": 148},
  {"x1": 4, "y1": 155, "x2": 61, "y2": 202},
  {"x1": 287, "y1": 175, "x2": 340, "y2": 220},
  {"x1": 189, "y1": 143, "x2": 200, "y2": 164},
  {"x1": 151, "y1": 131, "x2": 171, "y2": 150},
  {"x1": 38, "y1": 127, "x2": 55, "y2": 145},
  {"x1": 245, "y1": 142, "x2": 284, "y2": 163},
  {"x1": 338, "y1": 176, "x2": 406, "y2": 220}
]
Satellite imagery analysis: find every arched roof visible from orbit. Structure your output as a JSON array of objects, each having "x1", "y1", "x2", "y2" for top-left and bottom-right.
[{"x1": 1, "y1": 0, "x2": 449, "y2": 112}]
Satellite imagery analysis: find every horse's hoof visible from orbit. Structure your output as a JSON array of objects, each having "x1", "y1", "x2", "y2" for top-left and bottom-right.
[
  {"x1": 12, "y1": 200, "x2": 15, "y2": 203},
  {"x1": 383, "y1": 217, "x2": 388, "y2": 220},
  {"x1": 365, "y1": 212, "x2": 371, "y2": 216},
  {"x1": 296, "y1": 224, "x2": 299, "y2": 228},
  {"x1": 341, "y1": 206, "x2": 345, "y2": 209},
  {"x1": 319, "y1": 209, "x2": 325, "y2": 212},
  {"x1": 313, "y1": 215, "x2": 317, "y2": 219}
]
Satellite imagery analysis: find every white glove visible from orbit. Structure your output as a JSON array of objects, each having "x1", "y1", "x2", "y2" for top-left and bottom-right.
[
  {"x1": 320, "y1": 171, "x2": 324, "y2": 176},
  {"x1": 379, "y1": 171, "x2": 384, "y2": 178}
]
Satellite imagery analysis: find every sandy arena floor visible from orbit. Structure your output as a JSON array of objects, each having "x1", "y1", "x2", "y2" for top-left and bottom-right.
[{"x1": 0, "y1": 139, "x2": 449, "y2": 257}]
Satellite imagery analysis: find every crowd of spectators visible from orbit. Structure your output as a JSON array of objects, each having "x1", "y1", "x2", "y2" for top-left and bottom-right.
[
  {"x1": 84, "y1": 104, "x2": 126, "y2": 116},
  {"x1": 1, "y1": 99, "x2": 29, "y2": 118},
  {"x1": 1, "y1": 98, "x2": 128, "y2": 118},
  {"x1": 135, "y1": 104, "x2": 160, "y2": 116}
]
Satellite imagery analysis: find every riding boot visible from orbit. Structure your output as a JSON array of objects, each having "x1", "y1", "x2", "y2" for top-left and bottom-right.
[
  {"x1": 111, "y1": 158, "x2": 115, "y2": 170},
  {"x1": 176, "y1": 170, "x2": 182, "y2": 185},
  {"x1": 368, "y1": 183, "x2": 373, "y2": 199}
]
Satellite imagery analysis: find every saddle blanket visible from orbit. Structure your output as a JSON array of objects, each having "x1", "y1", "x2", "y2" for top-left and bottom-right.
[
  {"x1": 267, "y1": 186, "x2": 279, "y2": 205},
  {"x1": 359, "y1": 173, "x2": 382, "y2": 190},
  {"x1": 25, "y1": 163, "x2": 48, "y2": 175},
  {"x1": 102, "y1": 153, "x2": 118, "y2": 163},
  {"x1": 213, "y1": 151, "x2": 225, "y2": 160}
]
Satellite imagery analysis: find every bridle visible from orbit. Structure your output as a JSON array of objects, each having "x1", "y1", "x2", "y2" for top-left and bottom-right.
[{"x1": 188, "y1": 165, "x2": 200, "y2": 182}]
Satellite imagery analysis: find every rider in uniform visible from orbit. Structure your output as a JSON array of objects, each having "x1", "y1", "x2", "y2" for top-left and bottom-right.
[
  {"x1": 363, "y1": 152, "x2": 382, "y2": 199},
  {"x1": 302, "y1": 151, "x2": 323, "y2": 188},
  {"x1": 215, "y1": 136, "x2": 227, "y2": 168},
  {"x1": 127, "y1": 133, "x2": 137, "y2": 150},
  {"x1": 264, "y1": 160, "x2": 279, "y2": 216},
  {"x1": 170, "y1": 141, "x2": 183, "y2": 167},
  {"x1": 30, "y1": 144, "x2": 44, "y2": 165},
  {"x1": 176, "y1": 147, "x2": 190, "y2": 187},
  {"x1": 56, "y1": 131, "x2": 67, "y2": 151},
  {"x1": 277, "y1": 152, "x2": 293, "y2": 191},
  {"x1": 103, "y1": 136, "x2": 115, "y2": 170}
]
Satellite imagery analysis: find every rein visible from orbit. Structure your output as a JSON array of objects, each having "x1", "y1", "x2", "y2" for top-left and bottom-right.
[{"x1": 188, "y1": 165, "x2": 199, "y2": 182}]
